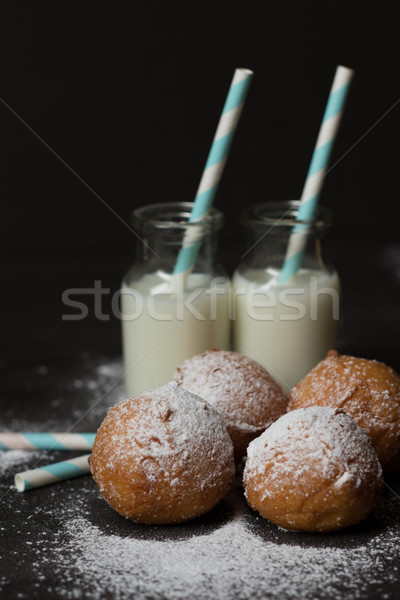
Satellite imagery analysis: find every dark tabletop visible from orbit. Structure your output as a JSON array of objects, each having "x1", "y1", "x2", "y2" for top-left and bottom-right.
[{"x1": 1, "y1": 240, "x2": 400, "y2": 600}]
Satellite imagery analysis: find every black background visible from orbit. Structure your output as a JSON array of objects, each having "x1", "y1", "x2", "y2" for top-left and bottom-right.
[
  {"x1": 1, "y1": 7, "x2": 400, "y2": 599},
  {"x1": 1, "y1": 1, "x2": 400, "y2": 255},
  {"x1": 1, "y1": 2, "x2": 400, "y2": 366}
]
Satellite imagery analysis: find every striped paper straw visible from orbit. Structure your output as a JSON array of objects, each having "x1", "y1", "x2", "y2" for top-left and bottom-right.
[
  {"x1": 0, "y1": 432, "x2": 95, "y2": 451},
  {"x1": 278, "y1": 65, "x2": 354, "y2": 283},
  {"x1": 173, "y1": 68, "x2": 254, "y2": 278},
  {"x1": 14, "y1": 454, "x2": 91, "y2": 492}
]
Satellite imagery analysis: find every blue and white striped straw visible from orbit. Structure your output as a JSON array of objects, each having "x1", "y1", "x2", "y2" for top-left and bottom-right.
[
  {"x1": 0, "y1": 432, "x2": 95, "y2": 451},
  {"x1": 14, "y1": 454, "x2": 91, "y2": 492},
  {"x1": 173, "y1": 68, "x2": 254, "y2": 278},
  {"x1": 279, "y1": 65, "x2": 354, "y2": 283}
]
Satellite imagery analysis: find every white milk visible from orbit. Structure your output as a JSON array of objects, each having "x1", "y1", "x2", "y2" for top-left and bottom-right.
[
  {"x1": 121, "y1": 272, "x2": 230, "y2": 396},
  {"x1": 232, "y1": 268, "x2": 340, "y2": 394}
]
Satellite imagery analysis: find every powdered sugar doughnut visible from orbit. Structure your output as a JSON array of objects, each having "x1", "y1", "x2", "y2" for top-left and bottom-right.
[
  {"x1": 171, "y1": 349, "x2": 287, "y2": 461},
  {"x1": 244, "y1": 406, "x2": 383, "y2": 532},
  {"x1": 288, "y1": 350, "x2": 400, "y2": 472},
  {"x1": 89, "y1": 382, "x2": 235, "y2": 524}
]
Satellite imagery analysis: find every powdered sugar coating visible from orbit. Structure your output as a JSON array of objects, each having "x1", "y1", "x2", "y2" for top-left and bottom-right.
[
  {"x1": 244, "y1": 406, "x2": 383, "y2": 532},
  {"x1": 289, "y1": 350, "x2": 400, "y2": 472},
  {"x1": 171, "y1": 349, "x2": 287, "y2": 459},
  {"x1": 90, "y1": 382, "x2": 235, "y2": 523}
]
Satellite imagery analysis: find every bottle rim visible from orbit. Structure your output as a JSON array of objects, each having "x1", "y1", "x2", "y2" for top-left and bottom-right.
[
  {"x1": 131, "y1": 202, "x2": 224, "y2": 231},
  {"x1": 241, "y1": 200, "x2": 333, "y2": 231}
]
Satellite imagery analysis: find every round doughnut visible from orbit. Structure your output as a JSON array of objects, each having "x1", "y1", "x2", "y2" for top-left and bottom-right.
[
  {"x1": 89, "y1": 382, "x2": 235, "y2": 524},
  {"x1": 170, "y1": 349, "x2": 288, "y2": 461},
  {"x1": 288, "y1": 350, "x2": 400, "y2": 472},
  {"x1": 244, "y1": 406, "x2": 383, "y2": 532}
]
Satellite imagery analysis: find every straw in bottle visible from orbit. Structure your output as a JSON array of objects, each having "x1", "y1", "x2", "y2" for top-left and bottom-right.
[
  {"x1": 173, "y1": 68, "x2": 254, "y2": 280},
  {"x1": 278, "y1": 65, "x2": 354, "y2": 283}
]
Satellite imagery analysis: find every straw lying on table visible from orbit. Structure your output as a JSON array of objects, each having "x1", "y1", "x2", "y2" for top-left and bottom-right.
[
  {"x1": 278, "y1": 65, "x2": 354, "y2": 283},
  {"x1": 173, "y1": 67, "x2": 254, "y2": 282},
  {"x1": 0, "y1": 432, "x2": 95, "y2": 451},
  {"x1": 14, "y1": 454, "x2": 91, "y2": 492},
  {"x1": 0, "y1": 432, "x2": 95, "y2": 491}
]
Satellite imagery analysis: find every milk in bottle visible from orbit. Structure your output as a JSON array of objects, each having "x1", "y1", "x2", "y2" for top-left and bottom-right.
[
  {"x1": 232, "y1": 202, "x2": 340, "y2": 394},
  {"x1": 121, "y1": 203, "x2": 230, "y2": 396}
]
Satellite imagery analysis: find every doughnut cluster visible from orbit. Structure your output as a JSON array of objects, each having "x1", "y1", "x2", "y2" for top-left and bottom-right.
[{"x1": 90, "y1": 349, "x2": 398, "y2": 532}]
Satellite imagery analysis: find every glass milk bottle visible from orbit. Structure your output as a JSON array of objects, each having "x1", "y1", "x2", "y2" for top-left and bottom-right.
[
  {"x1": 121, "y1": 202, "x2": 230, "y2": 396},
  {"x1": 232, "y1": 201, "x2": 340, "y2": 395}
]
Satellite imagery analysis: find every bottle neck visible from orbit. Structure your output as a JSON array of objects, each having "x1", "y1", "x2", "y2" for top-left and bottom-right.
[
  {"x1": 239, "y1": 201, "x2": 331, "y2": 273},
  {"x1": 130, "y1": 202, "x2": 224, "y2": 277},
  {"x1": 136, "y1": 227, "x2": 219, "y2": 275}
]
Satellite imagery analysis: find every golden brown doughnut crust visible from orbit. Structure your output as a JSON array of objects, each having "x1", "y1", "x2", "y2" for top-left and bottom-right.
[
  {"x1": 170, "y1": 349, "x2": 287, "y2": 461},
  {"x1": 244, "y1": 407, "x2": 383, "y2": 533},
  {"x1": 89, "y1": 382, "x2": 235, "y2": 524},
  {"x1": 288, "y1": 350, "x2": 400, "y2": 472}
]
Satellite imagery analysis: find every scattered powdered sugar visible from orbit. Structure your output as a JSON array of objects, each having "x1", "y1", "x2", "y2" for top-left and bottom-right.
[
  {"x1": 1, "y1": 355, "x2": 400, "y2": 598},
  {"x1": 0, "y1": 357, "x2": 125, "y2": 435},
  {"x1": 8, "y1": 477, "x2": 399, "y2": 600},
  {"x1": 0, "y1": 449, "x2": 44, "y2": 478},
  {"x1": 1, "y1": 442, "x2": 399, "y2": 599},
  {"x1": 72, "y1": 361, "x2": 124, "y2": 395},
  {"x1": 70, "y1": 359, "x2": 125, "y2": 423},
  {"x1": 171, "y1": 349, "x2": 287, "y2": 432}
]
